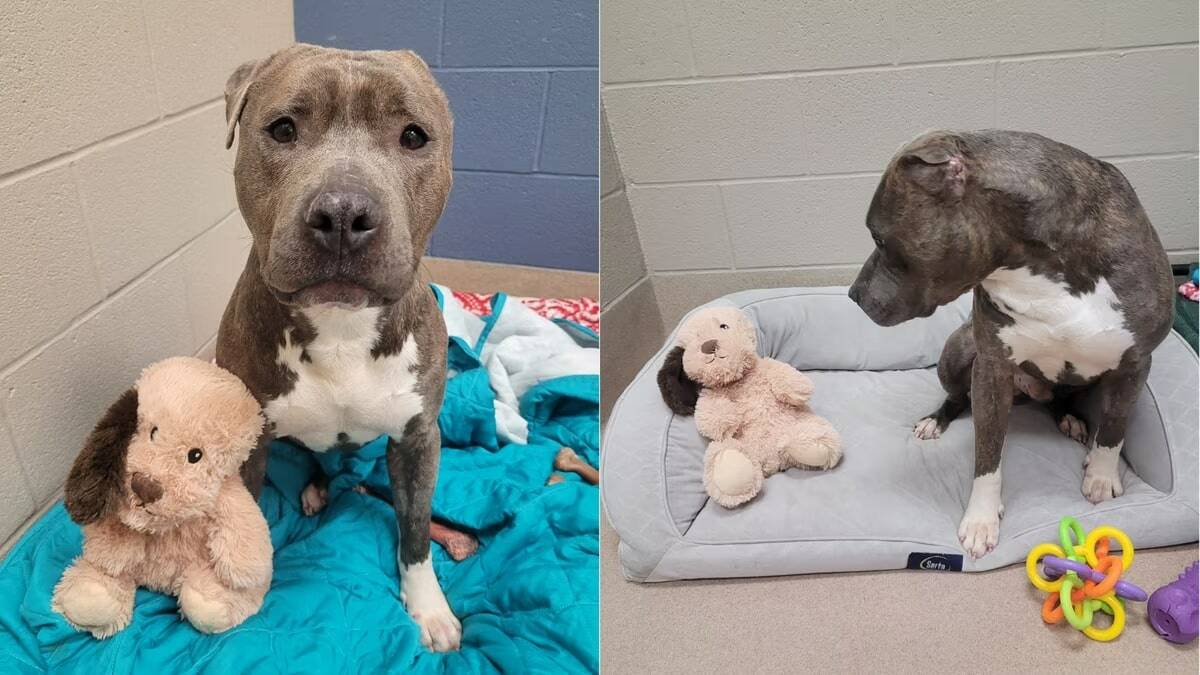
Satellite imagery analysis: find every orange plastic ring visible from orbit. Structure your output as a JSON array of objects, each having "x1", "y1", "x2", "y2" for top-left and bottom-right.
[
  {"x1": 1083, "y1": 556, "x2": 1122, "y2": 598},
  {"x1": 1042, "y1": 592, "x2": 1064, "y2": 623}
]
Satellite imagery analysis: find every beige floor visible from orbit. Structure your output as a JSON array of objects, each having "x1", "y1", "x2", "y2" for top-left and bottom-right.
[{"x1": 601, "y1": 520, "x2": 1199, "y2": 673}]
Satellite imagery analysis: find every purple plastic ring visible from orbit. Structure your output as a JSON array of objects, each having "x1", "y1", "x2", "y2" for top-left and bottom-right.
[{"x1": 1042, "y1": 555, "x2": 1148, "y2": 602}]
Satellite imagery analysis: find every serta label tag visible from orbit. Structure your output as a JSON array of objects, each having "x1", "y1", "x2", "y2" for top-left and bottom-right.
[{"x1": 906, "y1": 552, "x2": 963, "y2": 572}]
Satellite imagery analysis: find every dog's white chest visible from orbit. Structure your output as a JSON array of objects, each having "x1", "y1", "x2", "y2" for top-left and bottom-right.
[
  {"x1": 980, "y1": 267, "x2": 1134, "y2": 382},
  {"x1": 263, "y1": 307, "x2": 424, "y2": 451}
]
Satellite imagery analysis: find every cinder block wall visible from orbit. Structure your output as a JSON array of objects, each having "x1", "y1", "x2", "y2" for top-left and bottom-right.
[
  {"x1": 0, "y1": 1, "x2": 294, "y2": 550},
  {"x1": 602, "y1": 0, "x2": 1199, "y2": 332},
  {"x1": 600, "y1": 105, "x2": 663, "y2": 420},
  {"x1": 295, "y1": 0, "x2": 599, "y2": 272}
]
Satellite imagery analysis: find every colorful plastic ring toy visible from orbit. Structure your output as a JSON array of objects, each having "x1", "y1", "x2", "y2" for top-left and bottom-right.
[
  {"x1": 1085, "y1": 526, "x2": 1133, "y2": 572},
  {"x1": 1083, "y1": 593, "x2": 1125, "y2": 642}
]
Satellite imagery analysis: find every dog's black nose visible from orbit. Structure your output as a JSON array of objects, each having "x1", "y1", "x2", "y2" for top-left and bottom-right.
[
  {"x1": 305, "y1": 189, "x2": 379, "y2": 254},
  {"x1": 700, "y1": 339, "x2": 718, "y2": 354},
  {"x1": 848, "y1": 284, "x2": 861, "y2": 304},
  {"x1": 130, "y1": 472, "x2": 163, "y2": 504}
]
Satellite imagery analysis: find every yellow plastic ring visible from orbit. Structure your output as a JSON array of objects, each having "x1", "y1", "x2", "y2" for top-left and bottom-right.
[
  {"x1": 1082, "y1": 593, "x2": 1126, "y2": 642},
  {"x1": 1084, "y1": 526, "x2": 1133, "y2": 571},
  {"x1": 1026, "y1": 543, "x2": 1067, "y2": 592}
]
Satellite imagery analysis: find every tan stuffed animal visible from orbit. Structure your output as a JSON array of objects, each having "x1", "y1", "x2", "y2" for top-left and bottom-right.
[
  {"x1": 52, "y1": 357, "x2": 272, "y2": 638},
  {"x1": 657, "y1": 307, "x2": 842, "y2": 507}
]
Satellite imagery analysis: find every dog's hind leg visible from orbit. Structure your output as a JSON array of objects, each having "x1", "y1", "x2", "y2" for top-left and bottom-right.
[
  {"x1": 915, "y1": 322, "x2": 974, "y2": 440},
  {"x1": 239, "y1": 431, "x2": 272, "y2": 500},
  {"x1": 1047, "y1": 391, "x2": 1089, "y2": 445},
  {"x1": 300, "y1": 467, "x2": 329, "y2": 516}
]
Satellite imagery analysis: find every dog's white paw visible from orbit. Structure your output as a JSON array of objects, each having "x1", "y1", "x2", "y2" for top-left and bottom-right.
[
  {"x1": 1082, "y1": 445, "x2": 1124, "y2": 504},
  {"x1": 1057, "y1": 414, "x2": 1088, "y2": 445},
  {"x1": 400, "y1": 556, "x2": 462, "y2": 652},
  {"x1": 958, "y1": 469, "x2": 1002, "y2": 559},
  {"x1": 958, "y1": 511, "x2": 1001, "y2": 559},
  {"x1": 913, "y1": 416, "x2": 941, "y2": 440},
  {"x1": 301, "y1": 482, "x2": 328, "y2": 516}
]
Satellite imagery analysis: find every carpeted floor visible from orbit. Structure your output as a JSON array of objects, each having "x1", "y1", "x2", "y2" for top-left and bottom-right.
[{"x1": 601, "y1": 521, "x2": 1199, "y2": 673}]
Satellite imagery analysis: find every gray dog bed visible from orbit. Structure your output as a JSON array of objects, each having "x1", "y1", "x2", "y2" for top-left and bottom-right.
[{"x1": 602, "y1": 287, "x2": 1198, "y2": 582}]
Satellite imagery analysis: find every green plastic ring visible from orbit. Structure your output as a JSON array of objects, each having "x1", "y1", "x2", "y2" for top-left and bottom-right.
[
  {"x1": 1060, "y1": 577, "x2": 1094, "y2": 630},
  {"x1": 1059, "y1": 517, "x2": 1085, "y2": 562}
]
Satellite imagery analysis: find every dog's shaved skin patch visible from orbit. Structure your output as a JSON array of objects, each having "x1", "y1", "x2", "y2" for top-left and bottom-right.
[
  {"x1": 980, "y1": 268, "x2": 1134, "y2": 383},
  {"x1": 265, "y1": 305, "x2": 423, "y2": 451}
]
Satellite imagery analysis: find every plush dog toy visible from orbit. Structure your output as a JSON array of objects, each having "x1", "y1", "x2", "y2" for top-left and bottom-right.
[
  {"x1": 52, "y1": 357, "x2": 272, "y2": 638},
  {"x1": 657, "y1": 307, "x2": 842, "y2": 507}
]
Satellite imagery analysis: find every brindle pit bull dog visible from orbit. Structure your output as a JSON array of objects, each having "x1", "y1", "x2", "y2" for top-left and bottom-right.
[
  {"x1": 216, "y1": 44, "x2": 462, "y2": 651},
  {"x1": 849, "y1": 130, "x2": 1173, "y2": 560}
]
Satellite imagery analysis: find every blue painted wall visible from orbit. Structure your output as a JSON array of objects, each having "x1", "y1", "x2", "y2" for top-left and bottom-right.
[{"x1": 294, "y1": 0, "x2": 598, "y2": 271}]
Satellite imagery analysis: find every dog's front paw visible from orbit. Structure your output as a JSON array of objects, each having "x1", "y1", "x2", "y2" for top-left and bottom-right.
[
  {"x1": 400, "y1": 558, "x2": 462, "y2": 652},
  {"x1": 957, "y1": 511, "x2": 1000, "y2": 559},
  {"x1": 913, "y1": 416, "x2": 942, "y2": 440},
  {"x1": 1082, "y1": 446, "x2": 1124, "y2": 503},
  {"x1": 301, "y1": 482, "x2": 328, "y2": 516},
  {"x1": 1057, "y1": 414, "x2": 1088, "y2": 445}
]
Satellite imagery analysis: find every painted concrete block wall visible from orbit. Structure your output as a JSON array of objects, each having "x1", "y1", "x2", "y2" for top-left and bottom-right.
[
  {"x1": 602, "y1": 0, "x2": 1199, "y2": 294},
  {"x1": 0, "y1": 1, "x2": 293, "y2": 545},
  {"x1": 600, "y1": 106, "x2": 663, "y2": 419},
  {"x1": 296, "y1": 0, "x2": 599, "y2": 272}
]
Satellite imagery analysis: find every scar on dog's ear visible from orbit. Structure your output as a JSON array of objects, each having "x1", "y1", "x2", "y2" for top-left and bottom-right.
[
  {"x1": 900, "y1": 136, "x2": 966, "y2": 199},
  {"x1": 224, "y1": 58, "x2": 262, "y2": 149},
  {"x1": 64, "y1": 388, "x2": 138, "y2": 525},
  {"x1": 657, "y1": 346, "x2": 701, "y2": 416}
]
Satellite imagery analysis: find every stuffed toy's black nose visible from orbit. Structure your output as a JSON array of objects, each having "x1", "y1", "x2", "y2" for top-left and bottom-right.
[
  {"x1": 700, "y1": 339, "x2": 718, "y2": 354},
  {"x1": 130, "y1": 472, "x2": 163, "y2": 504}
]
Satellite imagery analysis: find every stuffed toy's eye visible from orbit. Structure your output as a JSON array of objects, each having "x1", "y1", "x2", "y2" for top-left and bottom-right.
[
  {"x1": 150, "y1": 426, "x2": 158, "y2": 441},
  {"x1": 719, "y1": 323, "x2": 729, "y2": 330},
  {"x1": 187, "y1": 448, "x2": 203, "y2": 464}
]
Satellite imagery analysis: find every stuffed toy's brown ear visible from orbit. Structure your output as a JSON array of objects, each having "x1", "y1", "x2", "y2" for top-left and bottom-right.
[
  {"x1": 657, "y1": 346, "x2": 701, "y2": 416},
  {"x1": 64, "y1": 388, "x2": 138, "y2": 525}
]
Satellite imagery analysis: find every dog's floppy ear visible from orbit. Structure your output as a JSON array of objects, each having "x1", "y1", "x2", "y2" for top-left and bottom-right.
[
  {"x1": 224, "y1": 59, "x2": 262, "y2": 150},
  {"x1": 657, "y1": 346, "x2": 701, "y2": 416},
  {"x1": 899, "y1": 133, "x2": 966, "y2": 199},
  {"x1": 64, "y1": 388, "x2": 138, "y2": 525}
]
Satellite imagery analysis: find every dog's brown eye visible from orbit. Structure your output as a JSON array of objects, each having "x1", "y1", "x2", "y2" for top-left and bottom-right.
[
  {"x1": 268, "y1": 117, "x2": 297, "y2": 143},
  {"x1": 150, "y1": 426, "x2": 158, "y2": 440},
  {"x1": 400, "y1": 124, "x2": 428, "y2": 150},
  {"x1": 187, "y1": 448, "x2": 203, "y2": 464}
]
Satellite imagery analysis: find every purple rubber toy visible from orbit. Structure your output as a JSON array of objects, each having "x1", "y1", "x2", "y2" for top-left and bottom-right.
[{"x1": 1147, "y1": 561, "x2": 1199, "y2": 644}]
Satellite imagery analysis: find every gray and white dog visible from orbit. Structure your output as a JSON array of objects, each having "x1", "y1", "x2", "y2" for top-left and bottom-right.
[
  {"x1": 849, "y1": 130, "x2": 1173, "y2": 559},
  {"x1": 216, "y1": 44, "x2": 460, "y2": 650}
]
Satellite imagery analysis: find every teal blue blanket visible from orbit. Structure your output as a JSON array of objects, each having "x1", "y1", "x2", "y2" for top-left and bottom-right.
[{"x1": 0, "y1": 290, "x2": 599, "y2": 673}]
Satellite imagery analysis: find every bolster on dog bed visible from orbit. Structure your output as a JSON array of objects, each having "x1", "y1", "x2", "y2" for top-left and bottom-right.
[{"x1": 602, "y1": 287, "x2": 1199, "y2": 583}]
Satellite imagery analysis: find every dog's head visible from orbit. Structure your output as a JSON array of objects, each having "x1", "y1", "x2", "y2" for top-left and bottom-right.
[
  {"x1": 224, "y1": 44, "x2": 453, "y2": 309},
  {"x1": 848, "y1": 131, "x2": 996, "y2": 326},
  {"x1": 657, "y1": 307, "x2": 758, "y2": 414},
  {"x1": 64, "y1": 358, "x2": 264, "y2": 533}
]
